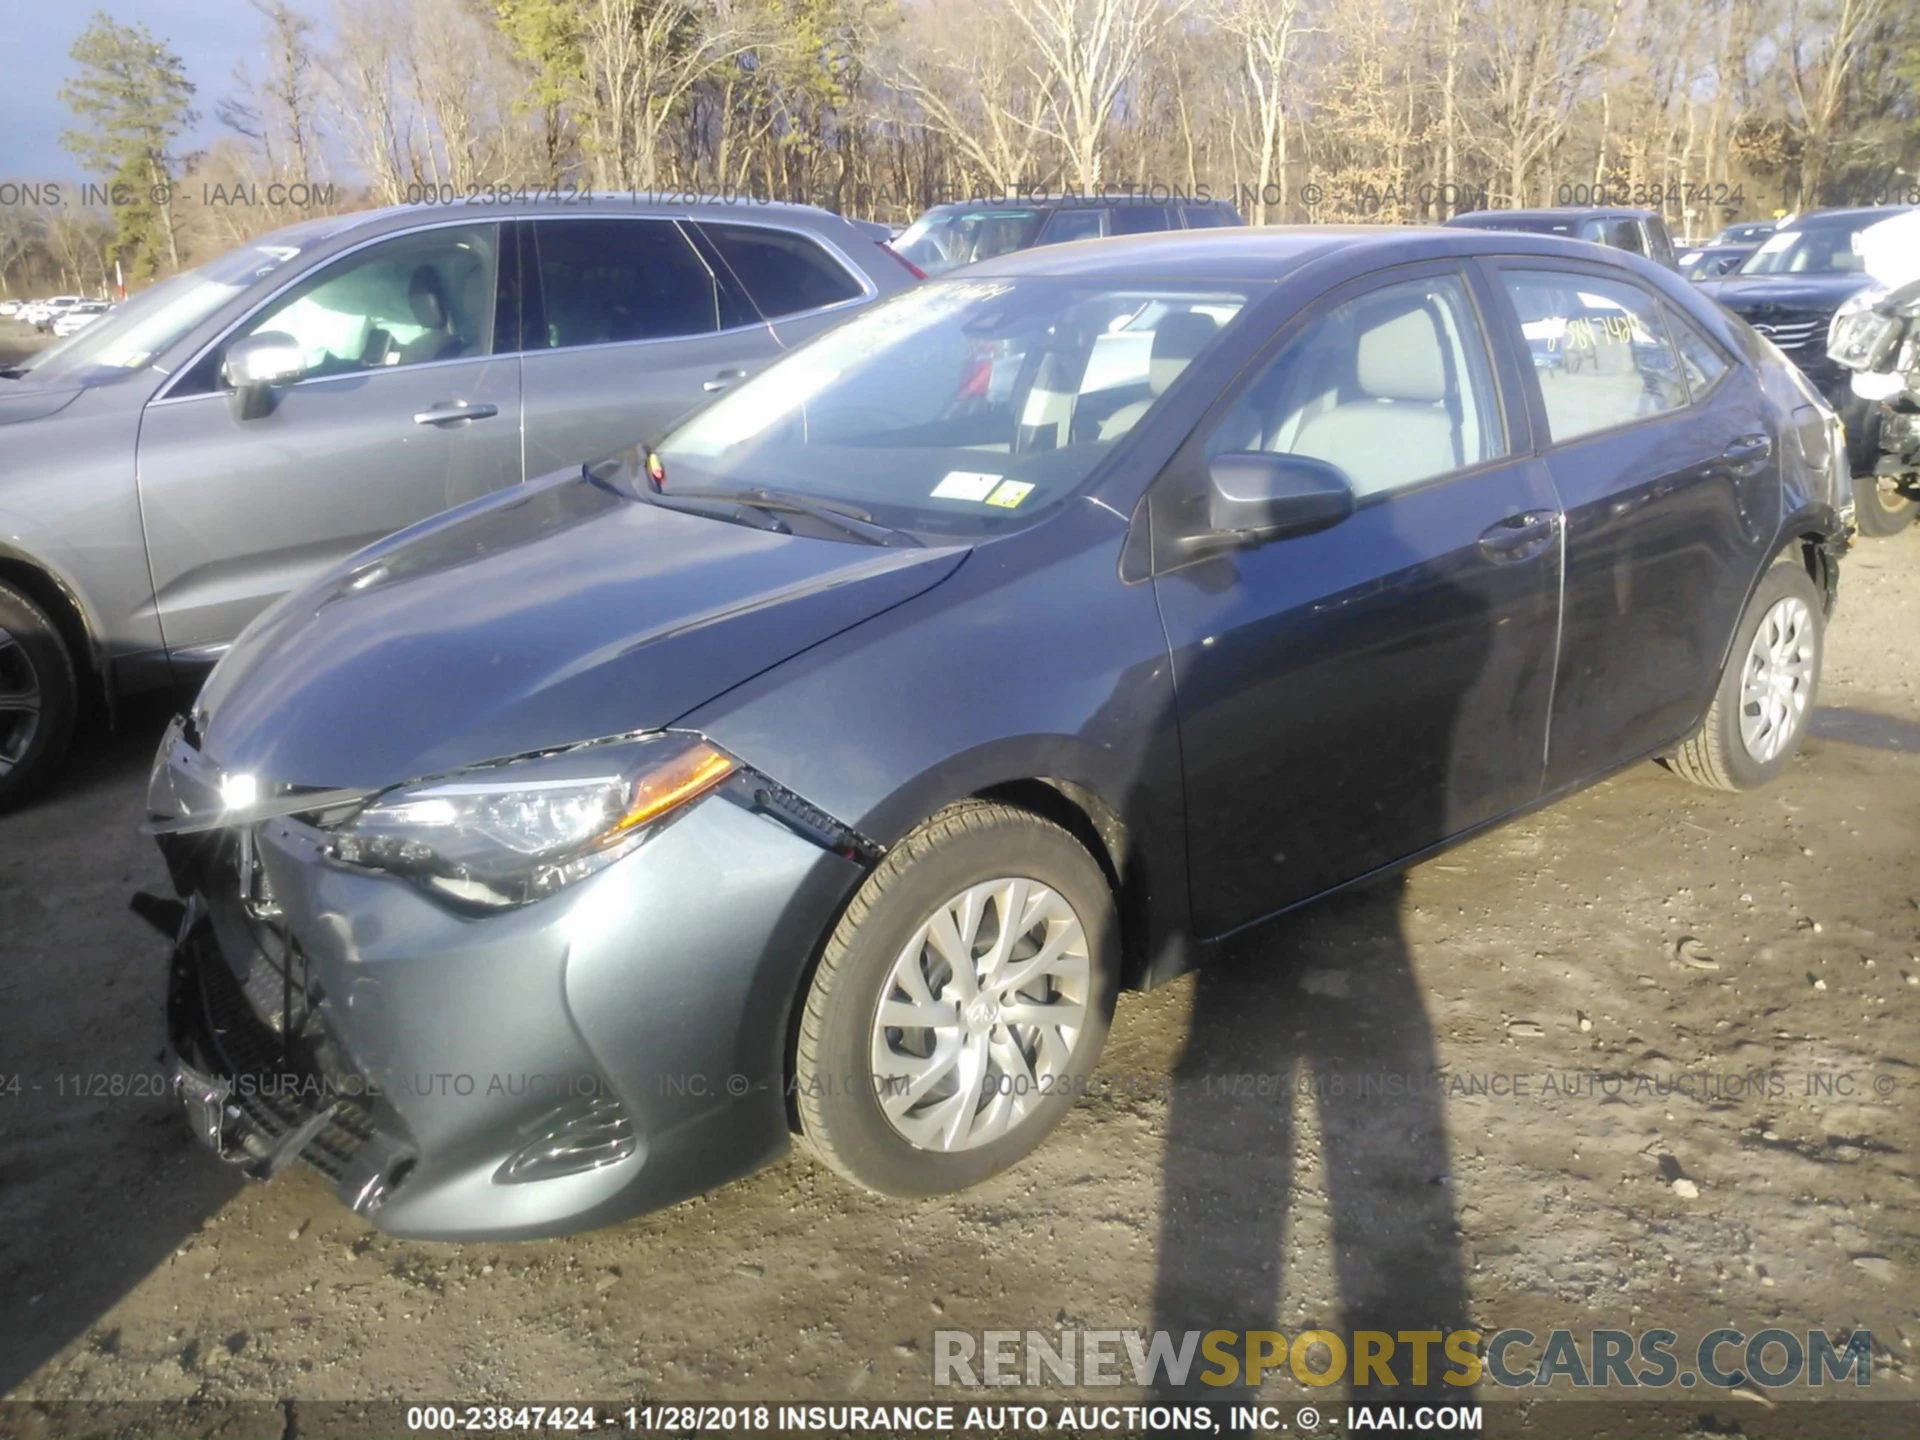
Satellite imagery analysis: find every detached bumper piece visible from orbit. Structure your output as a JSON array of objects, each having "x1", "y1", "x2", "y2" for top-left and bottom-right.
[{"x1": 166, "y1": 920, "x2": 381, "y2": 1184}]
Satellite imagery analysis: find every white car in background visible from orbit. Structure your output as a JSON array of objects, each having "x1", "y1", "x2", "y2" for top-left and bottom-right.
[
  {"x1": 49, "y1": 301, "x2": 112, "y2": 337},
  {"x1": 25, "y1": 296, "x2": 89, "y2": 331},
  {"x1": 0, "y1": 299, "x2": 23, "y2": 319}
]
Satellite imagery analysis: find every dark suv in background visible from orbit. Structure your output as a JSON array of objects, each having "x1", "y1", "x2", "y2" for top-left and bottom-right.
[
  {"x1": 1444, "y1": 206, "x2": 1680, "y2": 269},
  {"x1": 1696, "y1": 205, "x2": 1917, "y2": 489},
  {"x1": 895, "y1": 194, "x2": 1244, "y2": 276}
]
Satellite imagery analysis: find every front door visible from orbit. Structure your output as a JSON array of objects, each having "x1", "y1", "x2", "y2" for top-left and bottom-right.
[
  {"x1": 138, "y1": 222, "x2": 523, "y2": 656},
  {"x1": 1150, "y1": 265, "x2": 1564, "y2": 937}
]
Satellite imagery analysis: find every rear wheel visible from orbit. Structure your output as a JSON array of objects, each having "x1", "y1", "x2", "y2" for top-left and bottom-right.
[
  {"x1": 1852, "y1": 471, "x2": 1917, "y2": 536},
  {"x1": 794, "y1": 801, "x2": 1118, "y2": 1198},
  {"x1": 0, "y1": 582, "x2": 78, "y2": 809},
  {"x1": 1667, "y1": 560, "x2": 1823, "y2": 791}
]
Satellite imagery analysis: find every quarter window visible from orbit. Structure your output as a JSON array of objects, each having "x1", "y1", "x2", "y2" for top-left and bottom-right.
[
  {"x1": 1205, "y1": 272, "x2": 1505, "y2": 497},
  {"x1": 1499, "y1": 269, "x2": 1688, "y2": 442},
  {"x1": 532, "y1": 219, "x2": 720, "y2": 347},
  {"x1": 1662, "y1": 304, "x2": 1730, "y2": 400},
  {"x1": 223, "y1": 225, "x2": 498, "y2": 379},
  {"x1": 698, "y1": 222, "x2": 862, "y2": 319}
]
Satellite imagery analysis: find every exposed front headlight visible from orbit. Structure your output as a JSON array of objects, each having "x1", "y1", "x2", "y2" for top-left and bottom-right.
[{"x1": 327, "y1": 732, "x2": 735, "y2": 908}]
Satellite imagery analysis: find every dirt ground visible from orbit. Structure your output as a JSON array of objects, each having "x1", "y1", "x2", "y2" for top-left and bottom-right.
[{"x1": 1, "y1": 445, "x2": 1916, "y2": 1432}]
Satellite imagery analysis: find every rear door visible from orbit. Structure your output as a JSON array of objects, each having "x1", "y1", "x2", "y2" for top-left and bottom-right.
[
  {"x1": 1150, "y1": 263, "x2": 1564, "y2": 937},
  {"x1": 137, "y1": 221, "x2": 523, "y2": 656},
  {"x1": 1482, "y1": 262, "x2": 1776, "y2": 787},
  {"x1": 518, "y1": 217, "x2": 782, "y2": 473}
]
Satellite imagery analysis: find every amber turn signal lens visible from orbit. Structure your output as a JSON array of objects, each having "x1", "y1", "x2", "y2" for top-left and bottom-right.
[{"x1": 606, "y1": 742, "x2": 733, "y2": 841}]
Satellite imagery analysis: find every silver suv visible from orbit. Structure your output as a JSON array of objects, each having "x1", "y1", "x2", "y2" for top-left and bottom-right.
[{"x1": 0, "y1": 197, "x2": 918, "y2": 803}]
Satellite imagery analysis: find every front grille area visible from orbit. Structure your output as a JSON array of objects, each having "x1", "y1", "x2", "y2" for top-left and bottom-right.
[
  {"x1": 1735, "y1": 306, "x2": 1827, "y2": 353},
  {"x1": 182, "y1": 932, "x2": 380, "y2": 1181}
]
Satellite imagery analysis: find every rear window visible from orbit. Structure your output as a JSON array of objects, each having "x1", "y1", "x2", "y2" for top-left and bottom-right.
[{"x1": 699, "y1": 223, "x2": 863, "y2": 319}]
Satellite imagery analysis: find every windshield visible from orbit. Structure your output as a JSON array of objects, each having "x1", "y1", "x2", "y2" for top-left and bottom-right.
[
  {"x1": 895, "y1": 209, "x2": 1047, "y2": 277},
  {"x1": 653, "y1": 277, "x2": 1254, "y2": 537},
  {"x1": 1736, "y1": 222, "x2": 1872, "y2": 276},
  {"x1": 16, "y1": 217, "x2": 344, "y2": 385}
]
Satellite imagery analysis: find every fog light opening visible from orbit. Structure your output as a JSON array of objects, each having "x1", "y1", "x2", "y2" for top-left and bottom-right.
[{"x1": 496, "y1": 1096, "x2": 637, "y2": 1184}]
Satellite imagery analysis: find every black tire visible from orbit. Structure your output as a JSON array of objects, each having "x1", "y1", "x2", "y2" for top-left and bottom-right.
[
  {"x1": 794, "y1": 800, "x2": 1119, "y2": 1198},
  {"x1": 1667, "y1": 560, "x2": 1823, "y2": 791},
  {"x1": 0, "y1": 582, "x2": 78, "y2": 810},
  {"x1": 1852, "y1": 471, "x2": 1917, "y2": 537}
]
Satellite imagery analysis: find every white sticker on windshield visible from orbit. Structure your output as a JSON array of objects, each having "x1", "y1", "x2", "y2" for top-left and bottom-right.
[{"x1": 931, "y1": 470, "x2": 1002, "y2": 501}]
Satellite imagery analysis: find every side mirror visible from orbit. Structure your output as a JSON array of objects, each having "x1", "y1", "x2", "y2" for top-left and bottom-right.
[
  {"x1": 222, "y1": 331, "x2": 306, "y2": 420},
  {"x1": 1208, "y1": 451, "x2": 1355, "y2": 540}
]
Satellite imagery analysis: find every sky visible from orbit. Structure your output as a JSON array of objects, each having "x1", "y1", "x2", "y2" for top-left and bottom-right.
[{"x1": 0, "y1": 0, "x2": 268, "y2": 182}]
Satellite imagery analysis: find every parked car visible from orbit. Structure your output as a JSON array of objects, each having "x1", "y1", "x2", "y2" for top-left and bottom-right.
[
  {"x1": 0, "y1": 196, "x2": 919, "y2": 805},
  {"x1": 1696, "y1": 205, "x2": 1917, "y2": 519},
  {"x1": 1826, "y1": 208, "x2": 1920, "y2": 533},
  {"x1": 1711, "y1": 220, "x2": 1777, "y2": 246},
  {"x1": 0, "y1": 299, "x2": 23, "y2": 319},
  {"x1": 27, "y1": 297, "x2": 90, "y2": 334},
  {"x1": 148, "y1": 224, "x2": 1848, "y2": 1240},
  {"x1": 1679, "y1": 243, "x2": 1757, "y2": 279},
  {"x1": 895, "y1": 194, "x2": 1244, "y2": 277},
  {"x1": 49, "y1": 300, "x2": 111, "y2": 337},
  {"x1": 1444, "y1": 207, "x2": 1680, "y2": 269},
  {"x1": 23, "y1": 295, "x2": 87, "y2": 330}
]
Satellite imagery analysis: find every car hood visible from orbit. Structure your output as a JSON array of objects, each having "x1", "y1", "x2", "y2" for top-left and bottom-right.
[
  {"x1": 1696, "y1": 273, "x2": 1870, "y2": 312},
  {"x1": 197, "y1": 471, "x2": 969, "y2": 791},
  {"x1": 0, "y1": 380, "x2": 83, "y2": 426}
]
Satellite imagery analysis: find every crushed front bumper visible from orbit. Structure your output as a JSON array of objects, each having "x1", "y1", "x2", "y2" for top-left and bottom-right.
[{"x1": 151, "y1": 719, "x2": 868, "y2": 1241}]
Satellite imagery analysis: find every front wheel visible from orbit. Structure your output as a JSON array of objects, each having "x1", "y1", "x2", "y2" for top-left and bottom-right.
[
  {"x1": 794, "y1": 801, "x2": 1118, "y2": 1198},
  {"x1": 1852, "y1": 471, "x2": 1917, "y2": 537},
  {"x1": 0, "y1": 581, "x2": 78, "y2": 809},
  {"x1": 1666, "y1": 560, "x2": 1824, "y2": 791}
]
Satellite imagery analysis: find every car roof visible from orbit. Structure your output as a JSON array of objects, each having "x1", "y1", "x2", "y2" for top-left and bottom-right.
[
  {"x1": 1445, "y1": 206, "x2": 1660, "y2": 225},
  {"x1": 322, "y1": 194, "x2": 864, "y2": 237},
  {"x1": 1780, "y1": 205, "x2": 1915, "y2": 228},
  {"x1": 920, "y1": 195, "x2": 1238, "y2": 214},
  {"x1": 960, "y1": 224, "x2": 1654, "y2": 282}
]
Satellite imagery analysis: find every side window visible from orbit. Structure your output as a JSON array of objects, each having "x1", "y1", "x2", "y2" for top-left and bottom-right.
[
  {"x1": 1203, "y1": 272, "x2": 1505, "y2": 498},
  {"x1": 1038, "y1": 209, "x2": 1107, "y2": 245},
  {"x1": 532, "y1": 219, "x2": 719, "y2": 348},
  {"x1": 1499, "y1": 269, "x2": 1688, "y2": 443},
  {"x1": 1662, "y1": 303, "x2": 1731, "y2": 399},
  {"x1": 1111, "y1": 205, "x2": 1173, "y2": 235},
  {"x1": 698, "y1": 222, "x2": 862, "y2": 319},
  {"x1": 1181, "y1": 206, "x2": 1235, "y2": 229},
  {"x1": 223, "y1": 225, "x2": 498, "y2": 380}
]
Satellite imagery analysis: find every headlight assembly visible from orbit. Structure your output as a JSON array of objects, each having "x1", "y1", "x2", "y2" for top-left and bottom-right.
[{"x1": 327, "y1": 732, "x2": 735, "y2": 908}]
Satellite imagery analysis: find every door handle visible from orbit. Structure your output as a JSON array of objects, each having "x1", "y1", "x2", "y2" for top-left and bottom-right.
[
  {"x1": 1477, "y1": 510, "x2": 1558, "y2": 563},
  {"x1": 413, "y1": 402, "x2": 499, "y2": 426},
  {"x1": 1722, "y1": 434, "x2": 1772, "y2": 470},
  {"x1": 703, "y1": 369, "x2": 748, "y2": 393}
]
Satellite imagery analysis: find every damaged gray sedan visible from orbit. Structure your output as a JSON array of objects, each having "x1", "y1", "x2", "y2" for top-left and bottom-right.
[{"x1": 149, "y1": 227, "x2": 1846, "y2": 1239}]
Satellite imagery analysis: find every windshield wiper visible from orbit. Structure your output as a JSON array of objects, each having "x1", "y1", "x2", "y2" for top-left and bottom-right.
[
  {"x1": 0, "y1": 365, "x2": 27, "y2": 380},
  {"x1": 663, "y1": 485, "x2": 921, "y2": 547},
  {"x1": 641, "y1": 485, "x2": 795, "y2": 535}
]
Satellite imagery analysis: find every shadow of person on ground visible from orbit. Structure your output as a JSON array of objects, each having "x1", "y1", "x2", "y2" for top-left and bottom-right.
[{"x1": 1148, "y1": 878, "x2": 1470, "y2": 1415}]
